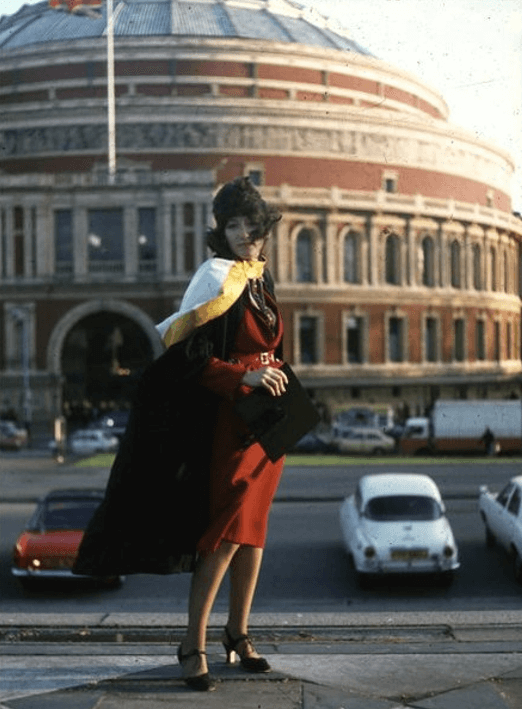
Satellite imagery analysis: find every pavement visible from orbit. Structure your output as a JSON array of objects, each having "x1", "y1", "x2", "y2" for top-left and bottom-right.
[
  {"x1": 2, "y1": 453, "x2": 522, "y2": 708},
  {"x1": 1, "y1": 611, "x2": 522, "y2": 708}
]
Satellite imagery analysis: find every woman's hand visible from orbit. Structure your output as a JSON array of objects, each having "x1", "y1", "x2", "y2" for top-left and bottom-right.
[{"x1": 242, "y1": 366, "x2": 288, "y2": 396}]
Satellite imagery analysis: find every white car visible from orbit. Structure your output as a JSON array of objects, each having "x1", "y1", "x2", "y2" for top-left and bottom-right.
[
  {"x1": 69, "y1": 429, "x2": 119, "y2": 455},
  {"x1": 333, "y1": 428, "x2": 395, "y2": 455},
  {"x1": 339, "y1": 473, "x2": 460, "y2": 585},
  {"x1": 479, "y1": 476, "x2": 522, "y2": 583}
]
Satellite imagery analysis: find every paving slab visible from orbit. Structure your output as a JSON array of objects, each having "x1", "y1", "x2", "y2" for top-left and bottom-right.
[
  {"x1": 268, "y1": 653, "x2": 522, "y2": 700},
  {"x1": 413, "y1": 683, "x2": 509, "y2": 709},
  {"x1": 302, "y1": 682, "x2": 401, "y2": 709}
]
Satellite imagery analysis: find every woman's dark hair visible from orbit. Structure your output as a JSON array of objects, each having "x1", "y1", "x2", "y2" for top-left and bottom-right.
[{"x1": 207, "y1": 177, "x2": 281, "y2": 258}]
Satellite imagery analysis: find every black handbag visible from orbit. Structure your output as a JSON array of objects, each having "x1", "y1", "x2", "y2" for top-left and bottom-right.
[{"x1": 234, "y1": 363, "x2": 320, "y2": 462}]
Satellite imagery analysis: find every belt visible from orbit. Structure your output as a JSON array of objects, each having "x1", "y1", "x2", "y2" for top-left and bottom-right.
[{"x1": 228, "y1": 351, "x2": 277, "y2": 366}]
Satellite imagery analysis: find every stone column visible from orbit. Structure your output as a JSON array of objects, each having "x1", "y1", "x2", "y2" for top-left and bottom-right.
[
  {"x1": 124, "y1": 206, "x2": 138, "y2": 278},
  {"x1": 35, "y1": 201, "x2": 51, "y2": 278},
  {"x1": 159, "y1": 191, "x2": 171, "y2": 277},
  {"x1": 74, "y1": 208, "x2": 88, "y2": 278},
  {"x1": 368, "y1": 216, "x2": 381, "y2": 286},
  {"x1": 3, "y1": 206, "x2": 14, "y2": 278},
  {"x1": 325, "y1": 215, "x2": 337, "y2": 284},
  {"x1": 23, "y1": 206, "x2": 34, "y2": 278},
  {"x1": 276, "y1": 216, "x2": 290, "y2": 284}
]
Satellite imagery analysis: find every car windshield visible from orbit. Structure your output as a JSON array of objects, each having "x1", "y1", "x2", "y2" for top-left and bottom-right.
[
  {"x1": 43, "y1": 500, "x2": 100, "y2": 530},
  {"x1": 365, "y1": 495, "x2": 441, "y2": 521}
]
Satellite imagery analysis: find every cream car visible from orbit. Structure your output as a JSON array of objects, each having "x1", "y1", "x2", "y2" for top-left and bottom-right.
[
  {"x1": 340, "y1": 473, "x2": 460, "y2": 586},
  {"x1": 333, "y1": 428, "x2": 395, "y2": 455}
]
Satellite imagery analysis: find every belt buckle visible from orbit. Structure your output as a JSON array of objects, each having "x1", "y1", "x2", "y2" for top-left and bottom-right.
[{"x1": 260, "y1": 352, "x2": 270, "y2": 365}]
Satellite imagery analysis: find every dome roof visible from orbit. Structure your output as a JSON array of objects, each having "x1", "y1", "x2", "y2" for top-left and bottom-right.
[{"x1": 0, "y1": 0, "x2": 372, "y2": 54}]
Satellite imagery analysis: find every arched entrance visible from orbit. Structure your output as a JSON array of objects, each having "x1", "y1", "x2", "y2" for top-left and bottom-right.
[{"x1": 60, "y1": 311, "x2": 155, "y2": 426}]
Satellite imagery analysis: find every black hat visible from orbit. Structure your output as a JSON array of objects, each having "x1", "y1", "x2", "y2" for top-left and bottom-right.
[{"x1": 212, "y1": 177, "x2": 280, "y2": 236}]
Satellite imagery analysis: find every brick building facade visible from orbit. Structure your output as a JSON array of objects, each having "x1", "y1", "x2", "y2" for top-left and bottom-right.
[{"x1": 0, "y1": 0, "x2": 521, "y2": 430}]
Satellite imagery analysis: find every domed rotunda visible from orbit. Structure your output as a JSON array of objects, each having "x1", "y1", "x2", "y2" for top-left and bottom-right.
[{"x1": 0, "y1": 0, "x2": 521, "y2": 430}]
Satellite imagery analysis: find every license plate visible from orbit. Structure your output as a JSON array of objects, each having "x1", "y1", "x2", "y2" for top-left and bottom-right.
[{"x1": 391, "y1": 549, "x2": 428, "y2": 561}]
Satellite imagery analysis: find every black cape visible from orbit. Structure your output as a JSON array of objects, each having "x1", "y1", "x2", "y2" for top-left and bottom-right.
[{"x1": 73, "y1": 273, "x2": 280, "y2": 576}]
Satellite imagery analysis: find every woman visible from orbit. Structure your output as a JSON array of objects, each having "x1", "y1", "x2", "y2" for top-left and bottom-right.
[{"x1": 74, "y1": 177, "x2": 288, "y2": 692}]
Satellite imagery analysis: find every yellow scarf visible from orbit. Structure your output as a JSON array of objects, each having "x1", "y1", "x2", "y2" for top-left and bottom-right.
[{"x1": 158, "y1": 258, "x2": 265, "y2": 348}]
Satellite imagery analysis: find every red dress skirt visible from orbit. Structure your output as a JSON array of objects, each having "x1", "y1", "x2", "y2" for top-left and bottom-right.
[{"x1": 196, "y1": 297, "x2": 284, "y2": 555}]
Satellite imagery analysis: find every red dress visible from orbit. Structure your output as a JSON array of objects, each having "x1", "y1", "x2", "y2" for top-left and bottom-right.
[{"x1": 196, "y1": 294, "x2": 284, "y2": 554}]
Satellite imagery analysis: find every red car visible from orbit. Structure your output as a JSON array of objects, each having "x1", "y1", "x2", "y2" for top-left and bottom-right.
[{"x1": 12, "y1": 489, "x2": 121, "y2": 589}]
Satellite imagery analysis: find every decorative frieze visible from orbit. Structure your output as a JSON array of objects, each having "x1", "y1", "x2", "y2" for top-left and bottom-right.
[{"x1": 0, "y1": 122, "x2": 510, "y2": 190}]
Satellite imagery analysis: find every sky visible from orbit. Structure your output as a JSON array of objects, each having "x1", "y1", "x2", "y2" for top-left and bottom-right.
[{"x1": 1, "y1": 0, "x2": 521, "y2": 210}]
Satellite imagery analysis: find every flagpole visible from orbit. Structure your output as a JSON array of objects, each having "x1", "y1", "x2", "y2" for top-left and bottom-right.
[{"x1": 106, "y1": 0, "x2": 116, "y2": 184}]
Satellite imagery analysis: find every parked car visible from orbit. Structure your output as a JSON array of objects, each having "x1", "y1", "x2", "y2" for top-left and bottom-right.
[
  {"x1": 333, "y1": 428, "x2": 395, "y2": 455},
  {"x1": 11, "y1": 489, "x2": 122, "y2": 588},
  {"x1": 96, "y1": 410, "x2": 130, "y2": 440},
  {"x1": 291, "y1": 431, "x2": 336, "y2": 453},
  {"x1": 0, "y1": 420, "x2": 28, "y2": 450},
  {"x1": 339, "y1": 473, "x2": 460, "y2": 586},
  {"x1": 69, "y1": 428, "x2": 119, "y2": 455},
  {"x1": 479, "y1": 476, "x2": 522, "y2": 583}
]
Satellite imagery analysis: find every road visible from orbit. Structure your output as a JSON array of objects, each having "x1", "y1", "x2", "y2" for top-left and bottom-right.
[{"x1": 2, "y1": 465, "x2": 522, "y2": 613}]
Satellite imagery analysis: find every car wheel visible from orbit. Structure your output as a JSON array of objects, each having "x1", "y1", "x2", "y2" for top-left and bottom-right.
[
  {"x1": 436, "y1": 571, "x2": 455, "y2": 588},
  {"x1": 357, "y1": 572, "x2": 374, "y2": 590},
  {"x1": 513, "y1": 550, "x2": 522, "y2": 585},
  {"x1": 100, "y1": 575, "x2": 123, "y2": 589},
  {"x1": 484, "y1": 523, "x2": 495, "y2": 547},
  {"x1": 372, "y1": 447, "x2": 385, "y2": 455},
  {"x1": 19, "y1": 578, "x2": 40, "y2": 591}
]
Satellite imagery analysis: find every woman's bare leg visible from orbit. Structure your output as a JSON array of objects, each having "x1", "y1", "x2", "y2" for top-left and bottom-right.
[
  {"x1": 226, "y1": 545, "x2": 264, "y2": 656},
  {"x1": 181, "y1": 541, "x2": 239, "y2": 676}
]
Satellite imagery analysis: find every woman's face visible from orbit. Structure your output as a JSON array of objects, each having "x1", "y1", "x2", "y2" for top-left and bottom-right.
[{"x1": 225, "y1": 216, "x2": 265, "y2": 261}]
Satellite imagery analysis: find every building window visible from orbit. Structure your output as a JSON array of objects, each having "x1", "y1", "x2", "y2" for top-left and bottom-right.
[
  {"x1": 299, "y1": 315, "x2": 318, "y2": 364},
  {"x1": 382, "y1": 171, "x2": 398, "y2": 193},
  {"x1": 0, "y1": 209, "x2": 6, "y2": 278},
  {"x1": 476, "y1": 319, "x2": 486, "y2": 361},
  {"x1": 29, "y1": 207, "x2": 37, "y2": 277},
  {"x1": 183, "y1": 203, "x2": 195, "y2": 273},
  {"x1": 507, "y1": 321, "x2": 513, "y2": 359},
  {"x1": 421, "y1": 235, "x2": 435, "y2": 287},
  {"x1": 450, "y1": 240, "x2": 461, "y2": 288},
  {"x1": 245, "y1": 164, "x2": 264, "y2": 186},
  {"x1": 14, "y1": 206, "x2": 24, "y2": 277},
  {"x1": 346, "y1": 315, "x2": 364, "y2": 363},
  {"x1": 425, "y1": 317, "x2": 438, "y2": 362},
  {"x1": 490, "y1": 246, "x2": 497, "y2": 291},
  {"x1": 454, "y1": 318, "x2": 465, "y2": 361},
  {"x1": 385, "y1": 233, "x2": 401, "y2": 285},
  {"x1": 54, "y1": 210, "x2": 73, "y2": 276},
  {"x1": 504, "y1": 251, "x2": 509, "y2": 293},
  {"x1": 88, "y1": 208, "x2": 124, "y2": 273},
  {"x1": 343, "y1": 231, "x2": 360, "y2": 283},
  {"x1": 296, "y1": 229, "x2": 314, "y2": 283},
  {"x1": 138, "y1": 207, "x2": 157, "y2": 274},
  {"x1": 388, "y1": 316, "x2": 405, "y2": 362},
  {"x1": 472, "y1": 244, "x2": 482, "y2": 290}
]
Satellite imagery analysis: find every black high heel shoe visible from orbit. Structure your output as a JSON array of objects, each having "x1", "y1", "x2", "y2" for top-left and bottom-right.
[
  {"x1": 177, "y1": 645, "x2": 216, "y2": 691},
  {"x1": 223, "y1": 627, "x2": 271, "y2": 673}
]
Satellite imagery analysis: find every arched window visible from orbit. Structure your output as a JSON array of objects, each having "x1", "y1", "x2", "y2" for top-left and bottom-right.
[
  {"x1": 472, "y1": 244, "x2": 481, "y2": 290},
  {"x1": 421, "y1": 236, "x2": 435, "y2": 287},
  {"x1": 450, "y1": 240, "x2": 461, "y2": 288},
  {"x1": 296, "y1": 229, "x2": 314, "y2": 282},
  {"x1": 385, "y1": 233, "x2": 400, "y2": 285},
  {"x1": 343, "y1": 231, "x2": 360, "y2": 283},
  {"x1": 490, "y1": 246, "x2": 497, "y2": 291}
]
